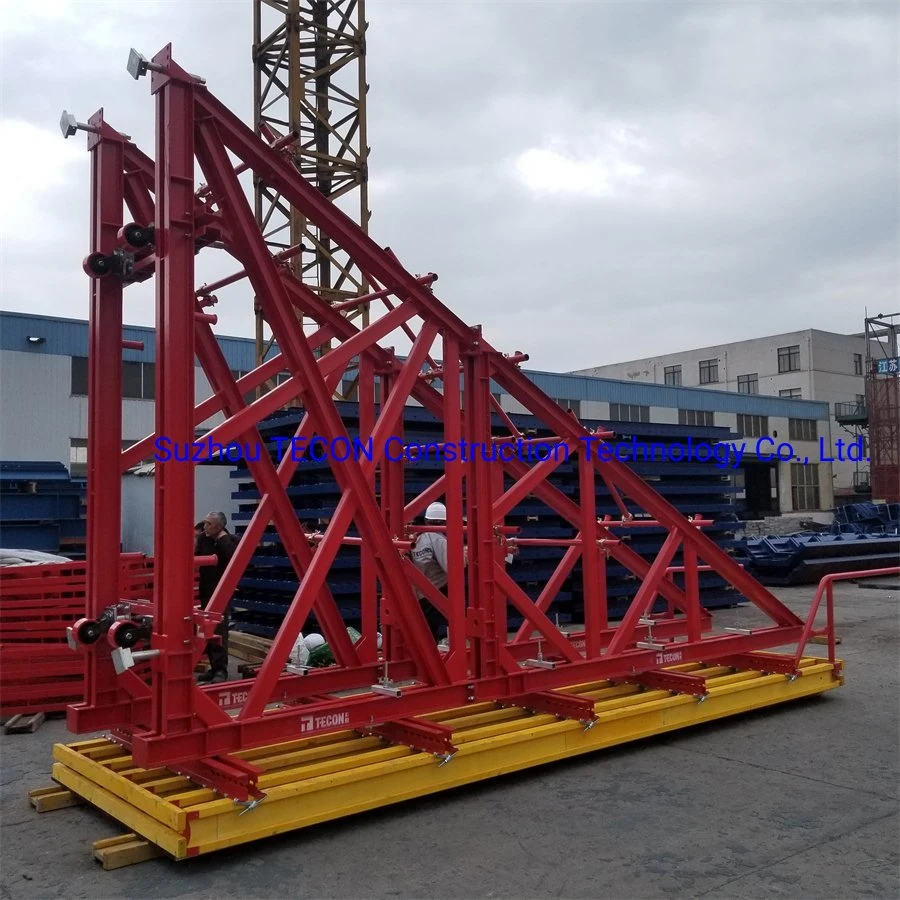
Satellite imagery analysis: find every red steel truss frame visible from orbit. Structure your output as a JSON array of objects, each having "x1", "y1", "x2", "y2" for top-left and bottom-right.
[{"x1": 66, "y1": 45, "x2": 835, "y2": 799}]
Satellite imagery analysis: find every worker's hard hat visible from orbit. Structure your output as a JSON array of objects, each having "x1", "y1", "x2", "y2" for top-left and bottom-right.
[
  {"x1": 304, "y1": 633, "x2": 326, "y2": 650},
  {"x1": 425, "y1": 502, "x2": 447, "y2": 522}
]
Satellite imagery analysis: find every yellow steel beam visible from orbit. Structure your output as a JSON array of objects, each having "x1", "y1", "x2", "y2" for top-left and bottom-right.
[{"x1": 43, "y1": 659, "x2": 842, "y2": 862}]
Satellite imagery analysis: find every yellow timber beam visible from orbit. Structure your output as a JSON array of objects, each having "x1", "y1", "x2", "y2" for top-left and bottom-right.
[{"x1": 38, "y1": 659, "x2": 842, "y2": 863}]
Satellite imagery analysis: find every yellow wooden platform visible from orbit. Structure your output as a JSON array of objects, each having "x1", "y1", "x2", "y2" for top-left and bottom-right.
[{"x1": 33, "y1": 657, "x2": 842, "y2": 864}]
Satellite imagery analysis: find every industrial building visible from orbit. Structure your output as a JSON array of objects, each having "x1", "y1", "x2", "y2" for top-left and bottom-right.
[
  {"x1": 1, "y1": 309, "x2": 836, "y2": 546},
  {"x1": 572, "y1": 328, "x2": 871, "y2": 499}
]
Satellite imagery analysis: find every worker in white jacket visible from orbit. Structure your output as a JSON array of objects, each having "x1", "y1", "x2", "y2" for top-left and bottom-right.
[{"x1": 410, "y1": 502, "x2": 457, "y2": 641}]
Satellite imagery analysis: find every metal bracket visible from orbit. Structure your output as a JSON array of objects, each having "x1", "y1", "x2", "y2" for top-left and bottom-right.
[
  {"x1": 717, "y1": 652, "x2": 800, "y2": 678},
  {"x1": 371, "y1": 681, "x2": 405, "y2": 698},
  {"x1": 364, "y1": 717, "x2": 458, "y2": 759},
  {"x1": 172, "y1": 755, "x2": 265, "y2": 804},
  {"x1": 636, "y1": 641, "x2": 667, "y2": 651},
  {"x1": 620, "y1": 670, "x2": 709, "y2": 699},
  {"x1": 507, "y1": 690, "x2": 597, "y2": 727}
]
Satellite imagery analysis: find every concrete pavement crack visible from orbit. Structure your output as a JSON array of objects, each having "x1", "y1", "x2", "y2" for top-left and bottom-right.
[{"x1": 692, "y1": 809, "x2": 898, "y2": 898}]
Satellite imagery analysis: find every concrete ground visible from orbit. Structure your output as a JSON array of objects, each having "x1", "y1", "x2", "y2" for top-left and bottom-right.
[{"x1": 1, "y1": 581, "x2": 897, "y2": 900}]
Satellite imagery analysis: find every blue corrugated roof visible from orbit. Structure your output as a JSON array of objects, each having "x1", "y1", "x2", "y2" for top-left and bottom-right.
[
  {"x1": 0, "y1": 310, "x2": 261, "y2": 372},
  {"x1": 1, "y1": 310, "x2": 828, "y2": 420}
]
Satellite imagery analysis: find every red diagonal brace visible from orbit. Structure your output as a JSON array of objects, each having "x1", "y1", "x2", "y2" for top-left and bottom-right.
[
  {"x1": 507, "y1": 691, "x2": 597, "y2": 724},
  {"x1": 365, "y1": 717, "x2": 457, "y2": 758},
  {"x1": 621, "y1": 670, "x2": 709, "y2": 698},
  {"x1": 172, "y1": 754, "x2": 265, "y2": 803},
  {"x1": 717, "y1": 652, "x2": 800, "y2": 677}
]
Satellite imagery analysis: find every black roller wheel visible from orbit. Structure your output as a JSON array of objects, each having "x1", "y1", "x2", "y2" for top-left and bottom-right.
[{"x1": 82, "y1": 252, "x2": 112, "y2": 278}]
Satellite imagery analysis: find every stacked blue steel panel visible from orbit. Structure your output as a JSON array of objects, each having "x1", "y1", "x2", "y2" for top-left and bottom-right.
[
  {"x1": 734, "y1": 501, "x2": 900, "y2": 585},
  {"x1": 227, "y1": 403, "x2": 743, "y2": 638},
  {"x1": 0, "y1": 461, "x2": 87, "y2": 558}
]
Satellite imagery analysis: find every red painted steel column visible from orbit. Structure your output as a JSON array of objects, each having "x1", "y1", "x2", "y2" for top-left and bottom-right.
[
  {"x1": 578, "y1": 446, "x2": 601, "y2": 656},
  {"x1": 682, "y1": 542, "x2": 702, "y2": 641},
  {"x1": 84, "y1": 114, "x2": 125, "y2": 713},
  {"x1": 441, "y1": 333, "x2": 466, "y2": 679},
  {"x1": 150, "y1": 53, "x2": 198, "y2": 736},
  {"x1": 465, "y1": 348, "x2": 500, "y2": 677},
  {"x1": 358, "y1": 354, "x2": 379, "y2": 663}
]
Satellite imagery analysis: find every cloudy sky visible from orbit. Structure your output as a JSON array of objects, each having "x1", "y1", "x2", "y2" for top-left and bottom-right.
[{"x1": 1, "y1": 0, "x2": 896, "y2": 372}]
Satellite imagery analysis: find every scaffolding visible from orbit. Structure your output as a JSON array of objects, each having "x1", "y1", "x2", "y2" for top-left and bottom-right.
[
  {"x1": 252, "y1": 0, "x2": 370, "y2": 380},
  {"x1": 865, "y1": 313, "x2": 900, "y2": 502}
]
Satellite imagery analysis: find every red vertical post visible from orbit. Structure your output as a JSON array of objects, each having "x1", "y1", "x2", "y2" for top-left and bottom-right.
[
  {"x1": 379, "y1": 362, "x2": 404, "y2": 662},
  {"x1": 358, "y1": 354, "x2": 378, "y2": 662},
  {"x1": 826, "y1": 581, "x2": 835, "y2": 665},
  {"x1": 597, "y1": 542, "x2": 608, "y2": 631},
  {"x1": 150, "y1": 52, "x2": 197, "y2": 736},
  {"x1": 578, "y1": 446, "x2": 601, "y2": 656},
  {"x1": 84, "y1": 113, "x2": 125, "y2": 712},
  {"x1": 683, "y1": 542, "x2": 702, "y2": 641},
  {"x1": 441, "y1": 333, "x2": 466, "y2": 679},
  {"x1": 465, "y1": 349, "x2": 500, "y2": 678}
]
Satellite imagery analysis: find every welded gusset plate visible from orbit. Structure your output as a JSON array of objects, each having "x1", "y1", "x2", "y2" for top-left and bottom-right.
[
  {"x1": 171, "y1": 754, "x2": 265, "y2": 803},
  {"x1": 717, "y1": 653, "x2": 800, "y2": 677},
  {"x1": 620, "y1": 670, "x2": 709, "y2": 698},
  {"x1": 364, "y1": 717, "x2": 458, "y2": 758},
  {"x1": 506, "y1": 690, "x2": 597, "y2": 723}
]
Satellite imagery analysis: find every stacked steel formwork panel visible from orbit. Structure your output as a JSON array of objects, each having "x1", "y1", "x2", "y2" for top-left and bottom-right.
[
  {"x1": 0, "y1": 555, "x2": 154, "y2": 715},
  {"x1": 227, "y1": 407, "x2": 743, "y2": 639},
  {"x1": 0, "y1": 462, "x2": 86, "y2": 557},
  {"x1": 867, "y1": 374, "x2": 899, "y2": 502},
  {"x1": 63, "y1": 46, "x2": 841, "y2": 802}
]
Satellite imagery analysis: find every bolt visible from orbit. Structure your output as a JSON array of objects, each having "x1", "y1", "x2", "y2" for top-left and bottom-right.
[
  {"x1": 127, "y1": 48, "x2": 206, "y2": 84},
  {"x1": 59, "y1": 111, "x2": 98, "y2": 139}
]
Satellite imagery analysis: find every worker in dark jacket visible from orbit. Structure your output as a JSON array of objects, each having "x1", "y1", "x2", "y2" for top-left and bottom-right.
[{"x1": 196, "y1": 511, "x2": 238, "y2": 683}]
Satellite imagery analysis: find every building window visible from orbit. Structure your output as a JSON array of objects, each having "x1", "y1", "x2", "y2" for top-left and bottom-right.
[
  {"x1": 698, "y1": 359, "x2": 719, "y2": 384},
  {"x1": 853, "y1": 353, "x2": 863, "y2": 376},
  {"x1": 737, "y1": 414, "x2": 768, "y2": 438},
  {"x1": 71, "y1": 356, "x2": 154, "y2": 399},
  {"x1": 779, "y1": 388, "x2": 802, "y2": 400},
  {"x1": 737, "y1": 373, "x2": 758, "y2": 394},
  {"x1": 123, "y1": 361, "x2": 144, "y2": 399},
  {"x1": 71, "y1": 356, "x2": 88, "y2": 395},
  {"x1": 664, "y1": 365, "x2": 682, "y2": 386},
  {"x1": 552, "y1": 398, "x2": 581, "y2": 417},
  {"x1": 678, "y1": 409, "x2": 715, "y2": 427},
  {"x1": 789, "y1": 418, "x2": 817, "y2": 442},
  {"x1": 69, "y1": 438, "x2": 136, "y2": 477},
  {"x1": 791, "y1": 463, "x2": 820, "y2": 511},
  {"x1": 778, "y1": 345, "x2": 801, "y2": 373},
  {"x1": 609, "y1": 403, "x2": 649, "y2": 423}
]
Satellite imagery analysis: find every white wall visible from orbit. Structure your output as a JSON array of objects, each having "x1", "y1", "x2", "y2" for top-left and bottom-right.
[
  {"x1": 0, "y1": 351, "x2": 71, "y2": 464},
  {"x1": 573, "y1": 330, "x2": 820, "y2": 395},
  {"x1": 121, "y1": 466, "x2": 237, "y2": 555},
  {"x1": 809, "y1": 331, "x2": 868, "y2": 495},
  {"x1": 571, "y1": 329, "x2": 865, "y2": 497}
]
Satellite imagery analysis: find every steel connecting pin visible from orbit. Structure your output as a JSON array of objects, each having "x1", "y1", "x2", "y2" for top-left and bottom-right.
[{"x1": 127, "y1": 48, "x2": 206, "y2": 84}]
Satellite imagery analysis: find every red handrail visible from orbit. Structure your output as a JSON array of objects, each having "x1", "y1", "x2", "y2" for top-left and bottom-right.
[{"x1": 795, "y1": 566, "x2": 900, "y2": 666}]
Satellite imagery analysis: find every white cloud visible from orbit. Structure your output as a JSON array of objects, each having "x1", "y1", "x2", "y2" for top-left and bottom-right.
[
  {"x1": 511, "y1": 124, "x2": 688, "y2": 204},
  {"x1": 0, "y1": 119, "x2": 87, "y2": 244}
]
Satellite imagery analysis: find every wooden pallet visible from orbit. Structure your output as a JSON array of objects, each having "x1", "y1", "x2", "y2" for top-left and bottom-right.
[
  {"x1": 3, "y1": 712, "x2": 46, "y2": 734},
  {"x1": 228, "y1": 631, "x2": 272, "y2": 665}
]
